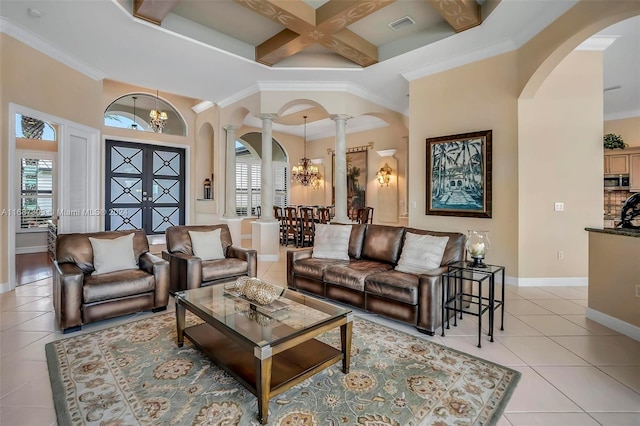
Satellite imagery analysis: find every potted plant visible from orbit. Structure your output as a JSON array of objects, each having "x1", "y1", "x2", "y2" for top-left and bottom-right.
[{"x1": 603, "y1": 133, "x2": 627, "y2": 149}]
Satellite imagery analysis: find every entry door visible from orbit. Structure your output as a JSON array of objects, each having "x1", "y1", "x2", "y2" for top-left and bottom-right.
[{"x1": 105, "y1": 140, "x2": 185, "y2": 234}]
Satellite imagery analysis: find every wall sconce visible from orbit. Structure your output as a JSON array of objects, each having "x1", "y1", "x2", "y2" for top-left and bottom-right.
[
  {"x1": 376, "y1": 163, "x2": 392, "y2": 186},
  {"x1": 310, "y1": 174, "x2": 322, "y2": 190}
]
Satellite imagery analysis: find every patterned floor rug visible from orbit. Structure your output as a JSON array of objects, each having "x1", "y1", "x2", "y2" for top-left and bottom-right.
[{"x1": 46, "y1": 313, "x2": 519, "y2": 425}]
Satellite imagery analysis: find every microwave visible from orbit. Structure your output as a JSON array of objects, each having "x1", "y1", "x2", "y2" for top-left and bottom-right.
[{"x1": 604, "y1": 174, "x2": 630, "y2": 190}]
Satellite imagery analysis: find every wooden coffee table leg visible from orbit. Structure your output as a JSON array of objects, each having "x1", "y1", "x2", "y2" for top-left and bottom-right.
[
  {"x1": 255, "y1": 346, "x2": 273, "y2": 425},
  {"x1": 341, "y1": 315, "x2": 353, "y2": 374},
  {"x1": 176, "y1": 301, "x2": 185, "y2": 347}
]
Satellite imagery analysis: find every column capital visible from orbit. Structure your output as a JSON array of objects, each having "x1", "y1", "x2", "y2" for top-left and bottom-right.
[
  {"x1": 223, "y1": 124, "x2": 239, "y2": 131},
  {"x1": 330, "y1": 114, "x2": 352, "y2": 122},
  {"x1": 257, "y1": 113, "x2": 278, "y2": 121}
]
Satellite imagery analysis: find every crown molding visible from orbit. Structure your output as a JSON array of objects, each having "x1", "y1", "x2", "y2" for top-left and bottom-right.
[
  {"x1": 604, "y1": 109, "x2": 640, "y2": 121},
  {"x1": 575, "y1": 35, "x2": 619, "y2": 51},
  {"x1": 401, "y1": 37, "x2": 516, "y2": 82},
  {"x1": 0, "y1": 17, "x2": 105, "y2": 81},
  {"x1": 191, "y1": 101, "x2": 214, "y2": 113},
  {"x1": 216, "y1": 84, "x2": 260, "y2": 108}
]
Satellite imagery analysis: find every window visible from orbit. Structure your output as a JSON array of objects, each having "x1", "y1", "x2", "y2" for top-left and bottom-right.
[
  {"x1": 19, "y1": 155, "x2": 54, "y2": 230},
  {"x1": 235, "y1": 160, "x2": 289, "y2": 217},
  {"x1": 15, "y1": 114, "x2": 56, "y2": 140}
]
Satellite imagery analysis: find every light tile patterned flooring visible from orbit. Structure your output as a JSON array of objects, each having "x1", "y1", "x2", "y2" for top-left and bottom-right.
[{"x1": 1, "y1": 248, "x2": 639, "y2": 425}]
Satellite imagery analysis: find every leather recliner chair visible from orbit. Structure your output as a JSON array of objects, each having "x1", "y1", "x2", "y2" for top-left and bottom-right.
[
  {"x1": 162, "y1": 224, "x2": 257, "y2": 293},
  {"x1": 53, "y1": 229, "x2": 170, "y2": 333}
]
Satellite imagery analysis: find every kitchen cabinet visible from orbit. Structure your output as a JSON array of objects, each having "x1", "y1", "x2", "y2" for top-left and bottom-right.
[
  {"x1": 604, "y1": 153, "x2": 629, "y2": 174},
  {"x1": 630, "y1": 153, "x2": 640, "y2": 192}
]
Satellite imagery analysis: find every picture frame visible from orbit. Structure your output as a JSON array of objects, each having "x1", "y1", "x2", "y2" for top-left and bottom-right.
[
  {"x1": 426, "y1": 130, "x2": 492, "y2": 218},
  {"x1": 332, "y1": 150, "x2": 368, "y2": 218}
]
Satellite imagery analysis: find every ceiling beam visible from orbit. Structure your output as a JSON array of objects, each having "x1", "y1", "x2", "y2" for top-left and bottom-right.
[
  {"x1": 133, "y1": 0, "x2": 179, "y2": 25},
  {"x1": 237, "y1": 0, "x2": 397, "y2": 67},
  {"x1": 426, "y1": 0, "x2": 481, "y2": 33}
]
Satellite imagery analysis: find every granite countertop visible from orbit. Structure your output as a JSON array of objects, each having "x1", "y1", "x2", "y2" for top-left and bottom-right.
[{"x1": 585, "y1": 227, "x2": 640, "y2": 238}]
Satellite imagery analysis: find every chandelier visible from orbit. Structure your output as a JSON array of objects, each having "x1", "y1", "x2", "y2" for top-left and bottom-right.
[
  {"x1": 292, "y1": 115, "x2": 319, "y2": 186},
  {"x1": 149, "y1": 90, "x2": 168, "y2": 133}
]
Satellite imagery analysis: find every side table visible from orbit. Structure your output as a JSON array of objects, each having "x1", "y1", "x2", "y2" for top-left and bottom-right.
[{"x1": 441, "y1": 261, "x2": 505, "y2": 348}]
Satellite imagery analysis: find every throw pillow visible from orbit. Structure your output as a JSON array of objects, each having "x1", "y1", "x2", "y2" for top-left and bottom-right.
[
  {"x1": 89, "y1": 233, "x2": 138, "y2": 275},
  {"x1": 312, "y1": 224, "x2": 352, "y2": 260},
  {"x1": 395, "y1": 232, "x2": 449, "y2": 275},
  {"x1": 189, "y1": 229, "x2": 225, "y2": 261}
]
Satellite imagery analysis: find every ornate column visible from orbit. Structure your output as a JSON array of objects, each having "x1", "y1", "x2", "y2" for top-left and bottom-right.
[
  {"x1": 223, "y1": 125, "x2": 238, "y2": 218},
  {"x1": 252, "y1": 114, "x2": 279, "y2": 261},
  {"x1": 331, "y1": 114, "x2": 351, "y2": 223},
  {"x1": 220, "y1": 125, "x2": 243, "y2": 246},
  {"x1": 259, "y1": 114, "x2": 277, "y2": 221}
]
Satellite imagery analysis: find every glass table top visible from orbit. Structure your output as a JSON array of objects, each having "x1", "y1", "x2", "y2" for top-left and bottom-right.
[
  {"x1": 175, "y1": 283, "x2": 351, "y2": 348},
  {"x1": 448, "y1": 261, "x2": 505, "y2": 274}
]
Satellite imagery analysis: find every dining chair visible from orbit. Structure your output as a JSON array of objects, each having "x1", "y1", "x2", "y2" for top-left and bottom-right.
[
  {"x1": 357, "y1": 207, "x2": 374, "y2": 224},
  {"x1": 283, "y1": 206, "x2": 299, "y2": 246},
  {"x1": 273, "y1": 206, "x2": 284, "y2": 244},
  {"x1": 298, "y1": 207, "x2": 315, "y2": 247},
  {"x1": 317, "y1": 207, "x2": 331, "y2": 224}
]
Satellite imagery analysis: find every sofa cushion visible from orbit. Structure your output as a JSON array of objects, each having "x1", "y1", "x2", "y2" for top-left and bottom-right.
[
  {"x1": 166, "y1": 224, "x2": 232, "y2": 256},
  {"x1": 89, "y1": 233, "x2": 138, "y2": 275},
  {"x1": 361, "y1": 225, "x2": 405, "y2": 264},
  {"x1": 202, "y1": 258, "x2": 249, "y2": 282},
  {"x1": 189, "y1": 229, "x2": 225, "y2": 261},
  {"x1": 348, "y1": 224, "x2": 367, "y2": 259},
  {"x1": 313, "y1": 224, "x2": 352, "y2": 260},
  {"x1": 324, "y1": 260, "x2": 392, "y2": 291},
  {"x1": 56, "y1": 230, "x2": 149, "y2": 274},
  {"x1": 405, "y1": 228, "x2": 465, "y2": 266},
  {"x1": 83, "y1": 269, "x2": 154, "y2": 304},
  {"x1": 395, "y1": 232, "x2": 449, "y2": 274},
  {"x1": 293, "y1": 258, "x2": 348, "y2": 281},
  {"x1": 365, "y1": 270, "x2": 419, "y2": 305}
]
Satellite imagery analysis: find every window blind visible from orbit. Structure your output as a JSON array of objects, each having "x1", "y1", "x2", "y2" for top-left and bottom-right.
[{"x1": 20, "y1": 158, "x2": 54, "y2": 229}]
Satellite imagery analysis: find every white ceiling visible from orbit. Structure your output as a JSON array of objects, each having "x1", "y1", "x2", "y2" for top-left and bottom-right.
[{"x1": 1, "y1": 0, "x2": 638, "y2": 133}]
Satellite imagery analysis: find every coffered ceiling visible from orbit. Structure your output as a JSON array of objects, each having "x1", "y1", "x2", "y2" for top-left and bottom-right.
[{"x1": 133, "y1": 0, "x2": 485, "y2": 68}]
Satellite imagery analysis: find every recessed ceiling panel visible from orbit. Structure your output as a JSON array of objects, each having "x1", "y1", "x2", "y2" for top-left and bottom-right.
[{"x1": 171, "y1": 0, "x2": 284, "y2": 45}]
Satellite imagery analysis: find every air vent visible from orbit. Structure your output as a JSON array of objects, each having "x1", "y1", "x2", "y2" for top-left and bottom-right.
[{"x1": 388, "y1": 16, "x2": 415, "y2": 32}]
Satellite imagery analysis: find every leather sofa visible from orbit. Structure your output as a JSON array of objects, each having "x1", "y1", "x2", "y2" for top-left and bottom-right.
[
  {"x1": 162, "y1": 224, "x2": 257, "y2": 293},
  {"x1": 53, "y1": 229, "x2": 170, "y2": 333},
  {"x1": 287, "y1": 224, "x2": 465, "y2": 335}
]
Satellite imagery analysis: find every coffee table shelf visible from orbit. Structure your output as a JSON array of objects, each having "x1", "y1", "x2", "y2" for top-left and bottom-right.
[{"x1": 184, "y1": 322, "x2": 343, "y2": 396}]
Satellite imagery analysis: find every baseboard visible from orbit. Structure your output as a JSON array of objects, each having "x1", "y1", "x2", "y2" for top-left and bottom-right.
[
  {"x1": 0, "y1": 282, "x2": 11, "y2": 294},
  {"x1": 508, "y1": 276, "x2": 587, "y2": 287},
  {"x1": 15, "y1": 245, "x2": 47, "y2": 254},
  {"x1": 257, "y1": 254, "x2": 280, "y2": 262},
  {"x1": 586, "y1": 308, "x2": 640, "y2": 341}
]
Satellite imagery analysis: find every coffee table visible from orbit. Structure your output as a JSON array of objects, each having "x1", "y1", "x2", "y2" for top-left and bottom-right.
[{"x1": 174, "y1": 283, "x2": 353, "y2": 424}]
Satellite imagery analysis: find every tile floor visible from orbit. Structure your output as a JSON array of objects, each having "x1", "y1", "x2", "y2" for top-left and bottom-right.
[{"x1": 1, "y1": 248, "x2": 639, "y2": 426}]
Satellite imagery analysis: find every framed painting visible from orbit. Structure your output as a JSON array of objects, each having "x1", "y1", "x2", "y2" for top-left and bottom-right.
[
  {"x1": 332, "y1": 150, "x2": 367, "y2": 218},
  {"x1": 426, "y1": 130, "x2": 492, "y2": 218}
]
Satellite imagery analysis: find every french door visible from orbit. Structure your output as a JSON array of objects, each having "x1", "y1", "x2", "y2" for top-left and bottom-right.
[{"x1": 105, "y1": 140, "x2": 185, "y2": 234}]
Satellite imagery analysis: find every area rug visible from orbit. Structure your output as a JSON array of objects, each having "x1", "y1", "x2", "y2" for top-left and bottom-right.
[{"x1": 46, "y1": 313, "x2": 519, "y2": 425}]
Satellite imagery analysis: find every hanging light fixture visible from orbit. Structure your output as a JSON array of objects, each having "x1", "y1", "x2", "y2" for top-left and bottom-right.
[
  {"x1": 131, "y1": 96, "x2": 138, "y2": 130},
  {"x1": 149, "y1": 90, "x2": 168, "y2": 133},
  {"x1": 292, "y1": 115, "x2": 319, "y2": 186}
]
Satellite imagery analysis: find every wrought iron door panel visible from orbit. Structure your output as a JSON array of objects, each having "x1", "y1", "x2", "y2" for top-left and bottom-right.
[{"x1": 106, "y1": 140, "x2": 185, "y2": 234}]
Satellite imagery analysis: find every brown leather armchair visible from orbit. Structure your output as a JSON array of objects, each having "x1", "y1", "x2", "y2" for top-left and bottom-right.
[
  {"x1": 53, "y1": 229, "x2": 170, "y2": 333},
  {"x1": 162, "y1": 224, "x2": 257, "y2": 293}
]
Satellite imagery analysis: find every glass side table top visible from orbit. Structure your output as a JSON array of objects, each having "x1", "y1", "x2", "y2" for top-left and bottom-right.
[
  {"x1": 447, "y1": 261, "x2": 505, "y2": 274},
  {"x1": 175, "y1": 283, "x2": 351, "y2": 348}
]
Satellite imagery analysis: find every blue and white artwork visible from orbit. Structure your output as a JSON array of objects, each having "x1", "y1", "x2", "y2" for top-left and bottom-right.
[{"x1": 427, "y1": 130, "x2": 492, "y2": 218}]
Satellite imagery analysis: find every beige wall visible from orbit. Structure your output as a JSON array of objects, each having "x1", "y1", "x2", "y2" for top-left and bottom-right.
[
  {"x1": 518, "y1": 50, "x2": 604, "y2": 279},
  {"x1": 1, "y1": 34, "x2": 102, "y2": 286},
  {"x1": 604, "y1": 117, "x2": 640, "y2": 147},
  {"x1": 409, "y1": 52, "x2": 520, "y2": 275}
]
